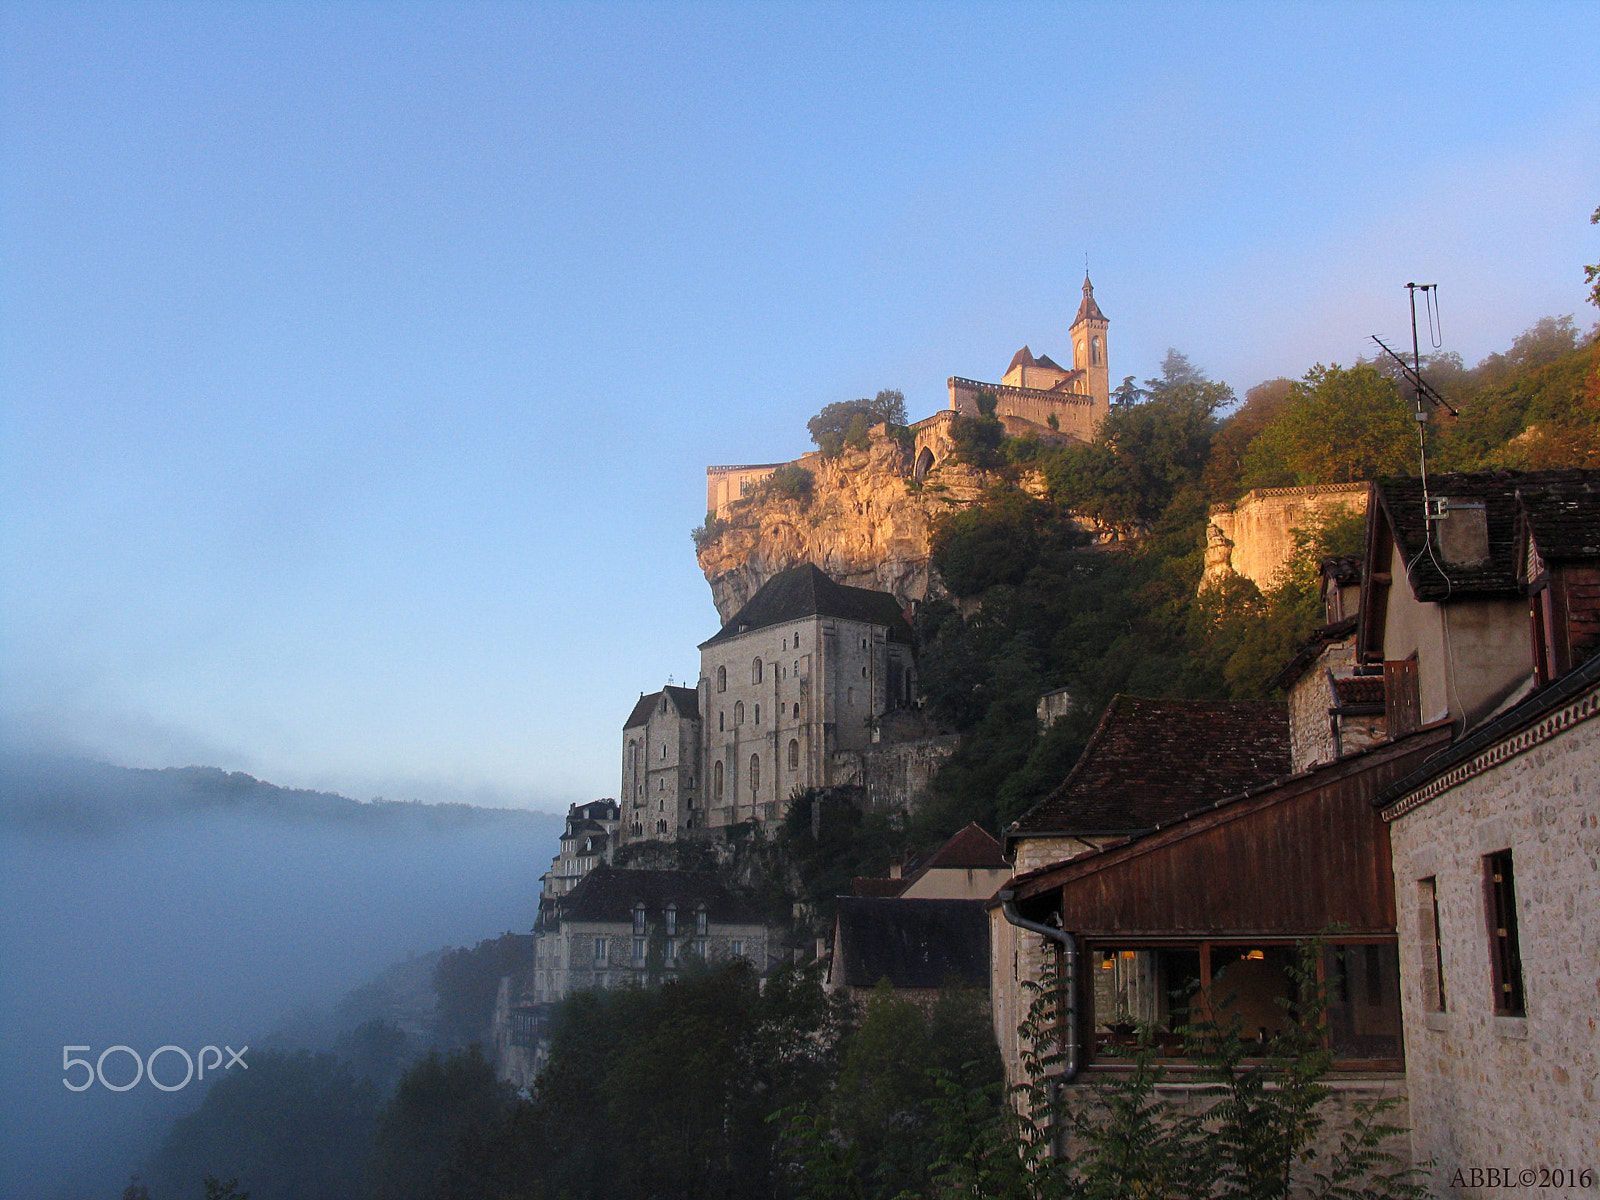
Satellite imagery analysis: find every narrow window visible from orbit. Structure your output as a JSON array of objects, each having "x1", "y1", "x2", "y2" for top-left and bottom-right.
[
  {"x1": 793, "y1": 702, "x2": 800, "y2": 718},
  {"x1": 730, "y1": 940, "x2": 744, "y2": 959},
  {"x1": 666, "y1": 940, "x2": 678, "y2": 967},
  {"x1": 713, "y1": 760, "x2": 724, "y2": 801},
  {"x1": 749, "y1": 753, "x2": 760, "y2": 792},
  {"x1": 593, "y1": 937, "x2": 607, "y2": 965},
  {"x1": 847, "y1": 687, "x2": 855, "y2": 706},
  {"x1": 661, "y1": 743, "x2": 667, "y2": 758},
  {"x1": 1485, "y1": 850, "x2": 1525, "y2": 1016},
  {"x1": 717, "y1": 666, "x2": 726, "y2": 693},
  {"x1": 666, "y1": 904, "x2": 677, "y2": 936},
  {"x1": 633, "y1": 903, "x2": 646, "y2": 934},
  {"x1": 754, "y1": 703, "x2": 760, "y2": 725},
  {"x1": 788, "y1": 739, "x2": 799, "y2": 770},
  {"x1": 1419, "y1": 877, "x2": 1446, "y2": 1012},
  {"x1": 719, "y1": 711, "x2": 724, "y2": 731},
  {"x1": 633, "y1": 937, "x2": 646, "y2": 962},
  {"x1": 752, "y1": 658, "x2": 762, "y2": 684},
  {"x1": 696, "y1": 906, "x2": 708, "y2": 935},
  {"x1": 734, "y1": 700, "x2": 744, "y2": 725}
]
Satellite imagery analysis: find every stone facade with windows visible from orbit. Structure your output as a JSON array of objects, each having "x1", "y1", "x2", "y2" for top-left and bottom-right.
[{"x1": 622, "y1": 563, "x2": 942, "y2": 842}]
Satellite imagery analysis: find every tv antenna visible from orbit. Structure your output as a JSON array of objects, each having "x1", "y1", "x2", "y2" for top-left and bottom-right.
[{"x1": 1370, "y1": 283, "x2": 1459, "y2": 418}]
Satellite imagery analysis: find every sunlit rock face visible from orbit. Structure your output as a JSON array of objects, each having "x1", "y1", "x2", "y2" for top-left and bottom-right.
[{"x1": 696, "y1": 426, "x2": 1040, "y2": 621}]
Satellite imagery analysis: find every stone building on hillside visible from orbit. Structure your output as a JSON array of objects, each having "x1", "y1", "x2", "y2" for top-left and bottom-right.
[
  {"x1": 622, "y1": 564, "x2": 953, "y2": 844},
  {"x1": 539, "y1": 798, "x2": 619, "y2": 901},
  {"x1": 1202, "y1": 481, "x2": 1369, "y2": 594},
  {"x1": 530, "y1": 866, "x2": 772, "y2": 1006},
  {"x1": 1354, "y1": 470, "x2": 1600, "y2": 1180}
]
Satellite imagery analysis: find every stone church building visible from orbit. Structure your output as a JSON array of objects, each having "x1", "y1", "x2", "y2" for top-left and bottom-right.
[{"x1": 622, "y1": 563, "x2": 940, "y2": 843}]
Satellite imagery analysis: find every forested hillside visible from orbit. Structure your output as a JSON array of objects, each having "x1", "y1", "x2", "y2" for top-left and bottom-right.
[{"x1": 913, "y1": 319, "x2": 1599, "y2": 840}]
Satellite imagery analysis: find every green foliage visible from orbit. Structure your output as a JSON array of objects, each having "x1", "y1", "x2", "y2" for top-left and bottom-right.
[
  {"x1": 808, "y1": 389, "x2": 908, "y2": 455},
  {"x1": 1205, "y1": 377, "x2": 1295, "y2": 500},
  {"x1": 1046, "y1": 381, "x2": 1230, "y2": 530},
  {"x1": 775, "y1": 787, "x2": 904, "y2": 923},
  {"x1": 371, "y1": 1046, "x2": 512, "y2": 1200},
  {"x1": 951, "y1": 411, "x2": 1008, "y2": 471},
  {"x1": 977, "y1": 388, "x2": 1000, "y2": 417},
  {"x1": 691, "y1": 511, "x2": 729, "y2": 548},
  {"x1": 1588, "y1": 204, "x2": 1600, "y2": 311},
  {"x1": 931, "y1": 490, "x2": 1081, "y2": 597},
  {"x1": 433, "y1": 932, "x2": 535, "y2": 1046},
  {"x1": 1242, "y1": 363, "x2": 1414, "y2": 488},
  {"x1": 148, "y1": 1050, "x2": 378, "y2": 1200},
  {"x1": 762, "y1": 463, "x2": 816, "y2": 503}
]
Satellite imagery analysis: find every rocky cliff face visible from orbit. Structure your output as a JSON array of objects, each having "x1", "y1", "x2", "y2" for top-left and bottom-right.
[{"x1": 696, "y1": 430, "x2": 1031, "y2": 621}]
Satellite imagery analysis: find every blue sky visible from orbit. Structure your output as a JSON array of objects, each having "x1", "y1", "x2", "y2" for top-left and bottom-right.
[{"x1": 3, "y1": 2, "x2": 1597, "y2": 811}]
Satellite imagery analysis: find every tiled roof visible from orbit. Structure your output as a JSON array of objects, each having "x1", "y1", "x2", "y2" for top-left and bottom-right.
[
  {"x1": 699, "y1": 563, "x2": 912, "y2": 648},
  {"x1": 851, "y1": 877, "x2": 908, "y2": 898},
  {"x1": 1372, "y1": 470, "x2": 1600, "y2": 602},
  {"x1": 1007, "y1": 346, "x2": 1036, "y2": 372},
  {"x1": 1008, "y1": 696, "x2": 1290, "y2": 839},
  {"x1": 1270, "y1": 615, "x2": 1358, "y2": 691},
  {"x1": 911, "y1": 822, "x2": 1007, "y2": 872},
  {"x1": 623, "y1": 685, "x2": 702, "y2": 729},
  {"x1": 1073, "y1": 275, "x2": 1107, "y2": 325},
  {"x1": 1034, "y1": 354, "x2": 1066, "y2": 373},
  {"x1": 1517, "y1": 481, "x2": 1600, "y2": 563},
  {"x1": 1321, "y1": 555, "x2": 1363, "y2": 586},
  {"x1": 1332, "y1": 675, "x2": 1385, "y2": 707},
  {"x1": 831, "y1": 897, "x2": 988, "y2": 989},
  {"x1": 554, "y1": 866, "x2": 763, "y2": 926}
]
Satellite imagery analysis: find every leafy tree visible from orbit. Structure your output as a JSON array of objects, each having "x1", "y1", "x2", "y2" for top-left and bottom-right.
[
  {"x1": 807, "y1": 389, "x2": 908, "y2": 455},
  {"x1": 370, "y1": 1046, "x2": 511, "y2": 1200},
  {"x1": 1203, "y1": 377, "x2": 1295, "y2": 500},
  {"x1": 433, "y1": 932, "x2": 535, "y2": 1046},
  {"x1": 1587, "y1": 204, "x2": 1599, "y2": 311},
  {"x1": 1241, "y1": 363, "x2": 1414, "y2": 487},
  {"x1": 1047, "y1": 381, "x2": 1230, "y2": 530},
  {"x1": 761, "y1": 463, "x2": 815, "y2": 503},
  {"x1": 148, "y1": 1050, "x2": 377, "y2": 1200},
  {"x1": 1151, "y1": 347, "x2": 1208, "y2": 393}
]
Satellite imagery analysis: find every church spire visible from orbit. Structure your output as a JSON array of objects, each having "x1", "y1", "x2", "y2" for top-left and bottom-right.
[{"x1": 1073, "y1": 273, "x2": 1107, "y2": 326}]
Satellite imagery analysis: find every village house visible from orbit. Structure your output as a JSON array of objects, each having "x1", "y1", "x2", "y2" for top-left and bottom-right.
[
  {"x1": 826, "y1": 897, "x2": 989, "y2": 1009},
  {"x1": 1356, "y1": 471, "x2": 1600, "y2": 1178},
  {"x1": 538, "y1": 798, "x2": 619, "y2": 900}
]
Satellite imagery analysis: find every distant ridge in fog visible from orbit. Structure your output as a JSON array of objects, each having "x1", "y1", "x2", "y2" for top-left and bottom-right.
[{"x1": 0, "y1": 753, "x2": 559, "y2": 837}]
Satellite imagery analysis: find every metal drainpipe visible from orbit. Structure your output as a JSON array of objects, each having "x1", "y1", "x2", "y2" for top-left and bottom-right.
[{"x1": 998, "y1": 888, "x2": 1080, "y2": 1083}]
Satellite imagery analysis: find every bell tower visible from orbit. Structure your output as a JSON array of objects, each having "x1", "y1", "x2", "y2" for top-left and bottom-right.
[{"x1": 1069, "y1": 274, "x2": 1110, "y2": 412}]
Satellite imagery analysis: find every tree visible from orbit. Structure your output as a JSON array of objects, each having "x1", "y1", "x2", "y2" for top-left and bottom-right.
[
  {"x1": 1203, "y1": 377, "x2": 1294, "y2": 500},
  {"x1": 807, "y1": 389, "x2": 908, "y2": 455},
  {"x1": 371, "y1": 1046, "x2": 511, "y2": 1200},
  {"x1": 1241, "y1": 363, "x2": 1414, "y2": 487},
  {"x1": 1585, "y1": 203, "x2": 1599, "y2": 312},
  {"x1": 1150, "y1": 348, "x2": 1208, "y2": 393}
]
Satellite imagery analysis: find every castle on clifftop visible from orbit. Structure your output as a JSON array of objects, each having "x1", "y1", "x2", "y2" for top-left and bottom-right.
[{"x1": 707, "y1": 275, "x2": 1111, "y2": 518}]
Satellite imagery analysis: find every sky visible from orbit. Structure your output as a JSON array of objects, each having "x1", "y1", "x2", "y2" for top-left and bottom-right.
[{"x1": 3, "y1": 1, "x2": 1597, "y2": 813}]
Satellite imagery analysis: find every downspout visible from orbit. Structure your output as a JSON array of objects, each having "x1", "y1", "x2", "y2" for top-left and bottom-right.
[{"x1": 998, "y1": 888, "x2": 1080, "y2": 1083}]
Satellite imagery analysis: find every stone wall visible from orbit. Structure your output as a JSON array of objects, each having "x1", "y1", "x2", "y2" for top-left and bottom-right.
[
  {"x1": 834, "y1": 732, "x2": 960, "y2": 816},
  {"x1": 1203, "y1": 483, "x2": 1370, "y2": 593},
  {"x1": 948, "y1": 376, "x2": 1104, "y2": 443},
  {"x1": 1385, "y1": 690, "x2": 1600, "y2": 1188}
]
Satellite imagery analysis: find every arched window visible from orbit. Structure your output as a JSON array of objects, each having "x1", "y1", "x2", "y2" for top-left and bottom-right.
[
  {"x1": 793, "y1": 703, "x2": 800, "y2": 719},
  {"x1": 914, "y1": 447, "x2": 934, "y2": 479},
  {"x1": 752, "y1": 658, "x2": 762, "y2": 684},
  {"x1": 713, "y1": 760, "x2": 724, "y2": 801},
  {"x1": 1092, "y1": 335, "x2": 1102, "y2": 364},
  {"x1": 628, "y1": 740, "x2": 638, "y2": 770},
  {"x1": 734, "y1": 700, "x2": 744, "y2": 725},
  {"x1": 717, "y1": 666, "x2": 726, "y2": 693},
  {"x1": 788, "y1": 739, "x2": 799, "y2": 770},
  {"x1": 749, "y1": 754, "x2": 760, "y2": 793}
]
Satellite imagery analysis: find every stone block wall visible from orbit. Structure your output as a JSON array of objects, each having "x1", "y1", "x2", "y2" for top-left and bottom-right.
[
  {"x1": 1385, "y1": 693, "x2": 1600, "y2": 1189},
  {"x1": 1204, "y1": 483, "x2": 1369, "y2": 593}
]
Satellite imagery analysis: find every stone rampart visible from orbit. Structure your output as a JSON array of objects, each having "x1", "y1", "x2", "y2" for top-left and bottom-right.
[{"x1": 1203, "y1": 482, "x2": 1370, "y2": 593}]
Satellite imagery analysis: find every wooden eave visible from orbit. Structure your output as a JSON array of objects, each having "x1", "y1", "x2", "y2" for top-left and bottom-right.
[{"x1": 1008, "y1": 725, "x2": 1452, "y2": 939}]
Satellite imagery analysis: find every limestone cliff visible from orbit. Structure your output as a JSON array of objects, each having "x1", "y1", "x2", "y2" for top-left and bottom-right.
[{"x1": 696, "y1": 428, "x2": 1036, "y2": 621}]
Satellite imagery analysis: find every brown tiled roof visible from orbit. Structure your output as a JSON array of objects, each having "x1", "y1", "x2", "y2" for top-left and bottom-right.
[
  {"x1": 1073, "y1": 275, "x2": 1106, "y2": 325},
  {"x1": 554, "y1": 866, "x2": 763, "y2": 926},
  {"x1": 1373, "y1": 470, "x2": 1600, "y2": 602},
  {"x1": 911, "y1": 822, "x2": 1007, "y2": 872},
  {"x1": 1270, "y1": 616, "x2": 1358, "y2": 691},
  {"x1": 1321, "y1": 555, "x2": 1363, "y2": 586},
  {"x1": 1008, "y1": 696, "x2": 1290, "y2": 840},
  {"x1": 1033, "y1": 354, "x2": 1066, "y2": 373},
  {"x1": 1332, "y1": 675, "x2": 1385, "y2": 707},
  {"x1": 1517, "y1": 481, "x2": 1600, "y2": 563},
  {"x1": 623, "y1": 685, "x2": 701, "y2": 730},
  {"x1": 851, "y1": 877, "x2": 908, "y2": 898},
  {"x1": 1007, "y1": 346, "x2": 1036, "y2": 372},
  {"x1": 831, "y1": 897, "x2": 988, "y2": 989},
  {"x1": 699, "y1": 563, "x2": 912, "y2": 648}
]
